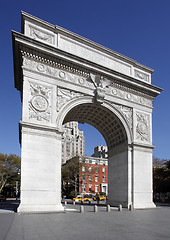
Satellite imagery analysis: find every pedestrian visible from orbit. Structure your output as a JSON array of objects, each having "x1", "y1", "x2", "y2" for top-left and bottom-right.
[{"x1": 96, "y1": 194, "x2": 100, "y2": 205}]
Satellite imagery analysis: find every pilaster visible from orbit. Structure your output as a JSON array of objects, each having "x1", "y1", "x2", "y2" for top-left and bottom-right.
[
  {"x1": 132, "y1": 143, "x2": 156, "y2": 209},
  {"x1": 18, "y1": 121, "x2": 64, "y2": 213}
]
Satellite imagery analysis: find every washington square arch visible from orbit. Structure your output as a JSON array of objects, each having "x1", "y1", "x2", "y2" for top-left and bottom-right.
[{"x1": 12, "y1": 12, "x2": 162, "y2": 213}]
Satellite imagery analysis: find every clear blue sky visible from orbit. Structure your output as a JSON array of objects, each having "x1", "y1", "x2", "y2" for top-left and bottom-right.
[{"x1": 0, "y1": 0, "x2": 169, "y2": 159}]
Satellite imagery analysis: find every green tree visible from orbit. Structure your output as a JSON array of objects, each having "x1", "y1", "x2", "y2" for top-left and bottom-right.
[
  {"x1": 62, "y1": 156, "x2": 80, "y2": 197},
  {"x1": 153, "y1": 158, "x2": 170, "y2": 194},
  {"x1": 62, "y1": 156, "x2": 92, "y2": 198},
  {"x1": 0, "y1": 153, "x2": 21, "y2": 193}
]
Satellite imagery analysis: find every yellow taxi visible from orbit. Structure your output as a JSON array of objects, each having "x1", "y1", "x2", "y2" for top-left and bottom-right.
[
  {"x1": 93, "y1": 195, "x2": 106, "y2": 201},
  {"x1": 73, "y1": 195, "x2": 83, "y2": 202},
  {"x1": 73, "y1": 194, "x2": 92, "y2": 203}
]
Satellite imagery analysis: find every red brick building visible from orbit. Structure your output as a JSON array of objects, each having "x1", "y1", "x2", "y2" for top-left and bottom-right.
[{"x1": 79, "y1": 156, "x2": 108, "y2": 195}]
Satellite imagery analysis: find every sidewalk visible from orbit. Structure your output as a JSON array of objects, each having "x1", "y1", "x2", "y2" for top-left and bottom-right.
[{"x1": 0, "y1": 201, "x2": 170, "y2": 240}]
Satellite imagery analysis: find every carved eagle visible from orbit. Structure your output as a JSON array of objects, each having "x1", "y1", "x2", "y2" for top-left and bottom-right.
[{"x1": 90, "y1": 73, "x2": 111, "y2": 89}]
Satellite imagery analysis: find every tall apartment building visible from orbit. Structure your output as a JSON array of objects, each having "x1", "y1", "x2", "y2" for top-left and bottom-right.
[
  {"x1": 62, "y1": 121, "x2": 85, "y2": 164},
  {"x1": 92, "y1": 145, "x2": 108, "y2": 158}
]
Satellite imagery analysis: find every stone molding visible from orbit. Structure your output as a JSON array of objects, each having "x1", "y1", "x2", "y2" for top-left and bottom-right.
[
  {"x1": 132, "y1": 142, "x2": 154, "y2": 153},
  {"x1": 108, "y1": 142, "x2": 154, "y2": 156},
  {"x1": 22, "y1": 52, "x2": 89, "y2": 78},
  {"x1": 109, "y1": 82, "x2": 152, "y2": 107},
  {"x1": 20, "y1": 121, "x2": 63, "y2": 139}
]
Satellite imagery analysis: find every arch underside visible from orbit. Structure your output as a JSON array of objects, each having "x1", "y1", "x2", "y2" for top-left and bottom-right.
[{"x1": 63, "y1": 103, "x2": 127, "y2": 150}]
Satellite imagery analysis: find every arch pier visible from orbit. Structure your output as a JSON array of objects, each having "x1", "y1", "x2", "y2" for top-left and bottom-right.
[{"x1": 12, "y1": 12, "x2": 162, "y2": 213}]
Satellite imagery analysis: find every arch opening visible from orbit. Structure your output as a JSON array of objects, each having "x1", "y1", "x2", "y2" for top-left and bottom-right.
[
  {"x1": 63, "y1": 103, "x2": 128, "y2": 151},
  {"x1": 62, "y1": 102, "x2": 130, "y2": 207}
]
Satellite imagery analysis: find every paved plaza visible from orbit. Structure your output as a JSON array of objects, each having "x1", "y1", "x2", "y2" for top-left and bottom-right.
[{"x1": 0, "y1": 201, "x2": 170, "y2": 240}]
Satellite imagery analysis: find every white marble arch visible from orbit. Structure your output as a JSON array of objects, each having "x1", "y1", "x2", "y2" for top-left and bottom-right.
[{"x1": 12, "y1": 12, "x2": 162, "y2": 213}]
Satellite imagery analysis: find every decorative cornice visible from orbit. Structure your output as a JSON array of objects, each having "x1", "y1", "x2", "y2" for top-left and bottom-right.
[
  {"x1": 22, "y1": 52, "x2": 153, "y2": 108},
  {"x1": 21, "y1": 49, "x2": 89, "y2": 78}
]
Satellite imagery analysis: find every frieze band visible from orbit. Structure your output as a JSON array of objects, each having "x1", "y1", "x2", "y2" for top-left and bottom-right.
[{"x1": 22, "y1": 53, "x2": 153, "y2": 108}]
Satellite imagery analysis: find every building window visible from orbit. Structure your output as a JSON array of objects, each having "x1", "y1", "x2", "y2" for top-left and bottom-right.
[
  {"x1": 89, "y1": 185, "x2": 92, "y2": 192},
  {"x1": 89, "y1": 166, "x2": 92, "y2": 172},
  {"x1": 82, "y1": 184, "x2": 86, "y2": 192},
  {"x1": 89, "y1": 175, "x2": 92, "y2": 182},
  {"x1": 95, "y1": 175, "x2": 98, "y2": 182},
  {"x1": 102, "y1": 167, "x2": 106, "y2": 173},
  {"x1": 82, "y1": 174, "x2": 85, "y2": 181},
  {"x1": 89, "y1": 159, "x2": 92, "y2": 163},
  {"x1": 103, "y1": 175, "x2": 106, "y2": 182},
  {"x1": 82, "y1": 166, "x2": 85, "y2": 172},
  {"x1": 95, "y1": 167, "x2": 98, "y2": 173},
  {"x1": 95, "y1": 185, "x2": 98, "y2": 192}
]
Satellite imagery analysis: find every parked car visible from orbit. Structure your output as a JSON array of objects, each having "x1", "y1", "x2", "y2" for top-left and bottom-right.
[
  {"x1": 82, "y1": 194, "x2": 92, "y2": 203},
  {"x1": 0, "y1": 194, "x2": 6, "y2": 202},
  {"x1": 73, "y1": 195, "x2": 83, "y2": 202},
  {"x1": 73, "y1": 194, "x2": 92, "y2": 203},
  {"x1": 93, "y1": 195, "x2": 106, "y2": 201}
]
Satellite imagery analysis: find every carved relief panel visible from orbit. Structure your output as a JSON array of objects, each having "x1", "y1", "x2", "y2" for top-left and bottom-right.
[
  {"x1": 24, "y1": 22, "x2": 57, "y2": 47},
  {"x1": 56, "y1": 87, "x2": 84, "y2": 112},
  {"x1": 28, "y1": 83, "x2": 52, "y2": 123},
  {"x1": 134, "y1": 111, "x2": 151, "y2": 144},
  {"x1": 113, "y1": 104, "x2": 133, "y2": 131}
]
